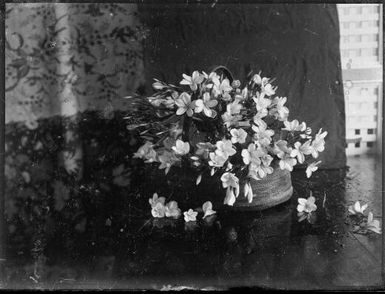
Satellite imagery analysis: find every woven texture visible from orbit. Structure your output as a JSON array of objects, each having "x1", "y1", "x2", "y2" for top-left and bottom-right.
[{"x1": 233, "y1": 168, "x2": 293, "y2": 210}]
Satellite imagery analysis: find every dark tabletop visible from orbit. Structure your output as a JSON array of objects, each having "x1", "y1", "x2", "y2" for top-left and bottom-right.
[{"x1": 1, "y1": 155, "x2": 382, "y2": 290}]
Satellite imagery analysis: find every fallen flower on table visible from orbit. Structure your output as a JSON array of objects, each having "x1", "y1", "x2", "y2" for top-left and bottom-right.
[
  {"x1": 165, "y1": 201, "x2": 182, "y2": 219},
  {"x1": 149, "y1": 193, "x2": 166, "y2": 208},
  {"x1": 366, "y1": 212, "x2": 381, "y2": 234},
  {"x1": 297, "y1": 195, "x2": 317, "y2": 214},
  {"x1": 151, "y1": 202, "x2": 166, "y2": 218},
  {"x1": 202, "y1": 201, "x2": 216, "y2": 219},
  {"x1": 297, "y1": 194, "x2": 317, "y2": 223},
  {"x1": 348, "y1": 201, "x2": 368, "y2": 215},
  {"x1": 184, "y1": 209, "x2": 198, "y2": 222}
]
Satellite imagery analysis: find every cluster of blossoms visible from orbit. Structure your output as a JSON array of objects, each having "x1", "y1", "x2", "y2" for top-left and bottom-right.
[
  {"x1": 133, "y1": 69, "x2": 327, "y2": 206},
  {"x1": 149, "y1": 193, "x2": 216, "y2": 222},
  {"x1": 348, "y1": 200, "x2": 381, "y2": 234}
]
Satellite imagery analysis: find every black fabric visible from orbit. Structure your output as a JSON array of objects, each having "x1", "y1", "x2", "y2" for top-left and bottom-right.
[{"x1": 138, "y1": 3, "x2": 346, "y2": 169}]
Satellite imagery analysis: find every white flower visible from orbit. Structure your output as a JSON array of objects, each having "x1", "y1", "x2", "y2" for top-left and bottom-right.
[
  {"x1": 215, "y1": 139, "x2": 236, "y2": 158},
  {"x1": 152, "y1": 80, "x2": 166, "y2": 90},
  {"x1": 172, "y1": 139, "x2": 190, "y2": 155},
  {"x1": 306, "y1": 161, "x2": 321, "y2": 178},
  {"x1": 311, "y1": 128, "x2": 328, "y2": 158},
  {"x1": 366, "y1": 212, "x2": 381, "y2": 234},
  {"x1": 282, "y1": 120, "x2": 306, "y2": 132},
  {"x1": 297, "y1": 196, "x2": 317, "y2": 214},
  {"x1": 184, "y1": 209, "x2": 198, "y2": 222},
  {"x1": 175, "y1": 92, "x2": 195, "y2": 117},
  {"x1": 221, "y1": 172, "x2": 239, "y2": 189},
  {"x1": 230, "y1": 128, "x2": 248, "y2": 144},
  {"x1": 158, "y1": 151, "x2": 179, "y2": 174},
  {"x1": 194, "y1": 92, "x2": 218, "y2": 118},
  {"x1": 270, "y1": 97, "x2": 289, "y2": 121},
  {"x1": 234, "y1": 87, "x2": 248, "y2": 101},
  {"x1": 348, "y1": 201, "x2": 368, "y2": 215},
  {"x1": 226, "y1": 100, "x2": 242, "y2": 115},
  {"x1": 278, "y1": 153, "x2": 297, "y2": 172},
  {"x1": 221, "y1": 112, "x2": 242, "y2": 128},
  {"x1": 248, "y1": 163, "x2": 273, "y2": 180},
  {"x1": 133, "y1": 142, "x2": 157, "y2": 163},
  {"x1": 252, "y1": 73, "x2": 262, "y2": 85},
  {"x1": 165, "y1": 201, "x2": 182, "y2": 219},
  {"x1": 253, "y1": 111, "x2": 268, "y2": 129},
  {"x1": 180, "y1": 71, "x2": 204, "y2": 91},
  {"x1": 149, "y1": 193, "x2": 166, "y2": 208},
  {"x1": 212, "y1": 78, "x2": 233, "y2": 99},
  {"x1": 196, "y1": 174, "x2": 202, "y2": 185},
  {"x1": 151, "y1": 202, "x2": 166, "y2": 218},
  {"x1": 253, "y1": 96, "x2": 271, "y2": 112},
  {"x1": 202, "y1": 201, "x2": 216, "y2": 218},
  {"x1": 241, "y1": 143, "x2": 263, "y2": 165},
  {"x1": 290, "y1": 141, "x2": 313, "y2": 164},
  {"x1": 221, "y1": 172, "x2": 240, "y2": 206},
  {"x1": 208, "y1": 152, "x2": 227, "y2": 168},
  {"x1": 260, "y1": 78, "x2": 276, "y2": 97},
  {"x1": 244, "y1": 182, "x2": 253, "y2": 203},
  {"x1": 223, "y1": 187, "x2": 236, "y2": 206},
  {"x1": 252, "y1": 124, "x2": 275, "y2": 146}
]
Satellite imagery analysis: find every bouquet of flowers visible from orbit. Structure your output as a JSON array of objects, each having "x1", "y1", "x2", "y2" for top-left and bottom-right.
[{"x1": 128, "y1": 67, "x2": 327, "y2": 206}]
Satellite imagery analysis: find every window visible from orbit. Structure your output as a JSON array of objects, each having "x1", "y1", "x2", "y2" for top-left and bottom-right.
[
  {"x1": 355, "y1": 142, "x2": 361, "y2": 148},
  {"x1": 367, "y1": 142, "x2": 374, "y2": 148},
  {"x1": 355, "y1": 129, "x2": 360, "y2": 135},
  {"x1": 367, "y1": 128, "x2": 375, "y2": 134}
]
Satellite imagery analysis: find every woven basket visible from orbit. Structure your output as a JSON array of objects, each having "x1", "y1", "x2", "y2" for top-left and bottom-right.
[{"x1": 232, "y1": 168, "x2": 293, "y2": 210}]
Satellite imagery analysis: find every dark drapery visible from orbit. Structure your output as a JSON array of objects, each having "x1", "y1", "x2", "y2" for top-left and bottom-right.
[{"x1": 138, "y1": 3, "x2": 346, "y2": 169}]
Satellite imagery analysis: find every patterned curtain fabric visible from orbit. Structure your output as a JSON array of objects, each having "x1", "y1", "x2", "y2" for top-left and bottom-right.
[{"x1": 5, "y1": 3, "x2": 144, "y2": 124}]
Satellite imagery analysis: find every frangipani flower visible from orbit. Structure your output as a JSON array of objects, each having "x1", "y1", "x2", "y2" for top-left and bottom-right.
[
  {"x1": 133, "y1": 142, "x2": 157, "y2": 163},
  {"x1": 253, "y1": 111, "x2": 268, "y2": 129},
  {"x1": 212, "y1": 78, "x2": 233, "y2": 99},
  {"x1": 165, "y1": 201, "x2": 182, "y2": 219},
  {"x1": 215, "y1": 139, "x2": 236, "y2": 158},
  {"x1": 234, "y1": 87, "x2": 248, "y2": 101},
  {"x1": 184, "y1": 209, "x2": 198, "y2": 222},
  {"x1": 252, "y1": 73, "x2": 262, "y2": 85},
  {"x1": 297, "y1": 196, "x2": 317, "y2": 214},
  {"x1": 282, "y1": 119, "x2": 306, "y2": 132},
  {"x1": 248, "y1": 163, "x2": 273, "y2": 180},
  {"x1": 252, "y1": 124, "x2": 275, "y2": 147},
  {"x1": 172, "y1": 139, "x2": 190, "y2": 155},
  {"x1": 221, "y1": 112, "x2": 242, "y2": 128},
  {"x1": 278, "y1": 153, "x2": 297, "y2": 172},
  {"x1": 208, "y1": 152, "x2": 227, "y2": 168},
  {"x1": 221, "y1": 172, "x2": 240, "y2": 206},
  {"x1": 194, "y1": 92, "x2": 218, "y2": 118},
  {"x1": 253, "y1": 96, "x2": 271, "y2": 112},
  {"x1": 290, "y1": 141, "x2": 313, "y2": 164},
  {"x1": 223, "y1": 187, "x2": 236, "y2": 206},
  {"x1": 260, "y1": 77, "x2": 276, "y2": 97},
  {"x1": 151, "y1": 202, "x2": 166, "y2": 218},
  {"x1": 230, "y1": 128, "x2": 248, "y2": 144},
  {"x1": 180, "y1": 71, "x2": 204, "y2": 91},
  {"x1": 149, "y1": 193, "x2": 166, "y2": 208},
  {"x1": 270, "y1": 97, "x2": 289, "y2": 121},
  {"x1": 202, "y1": 201, "x2": 216, "y2": 218},
  {"x1": 306, "y1": 160, "x2": 321, "y2": 178},
  {"x1": 175, "y1": 92, "x2": 195, "y2": 117},
  {"x1": 311, "y1": 128, "x2": 328, "y2": 158},
  {"x1": 226, "y1": 100, "x2": 242, "y2": 115},
  {"x1": 244, "y1": 182, "x2": 253, "y2": 203},
  {"x1": 366, "y1": 212, "x2": 381, "y2": 234},
  {"x1": 158, "y1": 151, "x2": 179, "y2": 174},
  {"x1": 348, "y1": 201, "x2": 368, "y2": 215},
  {"x1": 241, "y1": 143, "x2": 263, "y2": 165}
]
